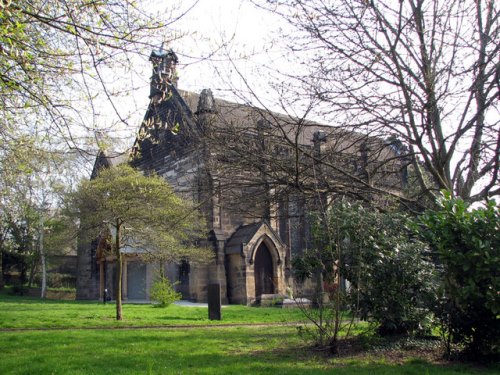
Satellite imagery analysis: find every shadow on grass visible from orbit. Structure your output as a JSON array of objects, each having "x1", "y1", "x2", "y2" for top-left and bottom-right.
[{"x1": 1, "y1": 327, "x2": 498, "y2": 375}]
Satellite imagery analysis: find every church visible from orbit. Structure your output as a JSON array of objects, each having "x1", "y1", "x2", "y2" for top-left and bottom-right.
[{"x1": 76, "y1": 47, "x2": 407, "y2": 305}]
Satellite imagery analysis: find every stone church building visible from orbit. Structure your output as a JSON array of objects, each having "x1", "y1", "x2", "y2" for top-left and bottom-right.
[{"x1": 76, "y1": 48, "x2": 407, "y2": 305}]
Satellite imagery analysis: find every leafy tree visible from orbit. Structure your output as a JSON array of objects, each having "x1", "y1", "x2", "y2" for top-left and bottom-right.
[
  {"x1": 417, "y1": 192, "x2": 499, "y2": 359},
  {"x1": 72, "y1": 164, "x2": 209, "y2": 320},
  {"x1": 0, "y1": 135, "x2": 76, "y2": 295},
  {"x1": 293, "y1": 200, "x2": 437, "y2": 353},
  {"x1": 0, "y1": 1, "x2": 181, "y2": 150}
]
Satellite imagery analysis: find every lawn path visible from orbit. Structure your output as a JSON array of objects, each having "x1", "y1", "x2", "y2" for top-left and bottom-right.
[{"x1": 0, "y1": 321, "x2": 308, "y2": 332}]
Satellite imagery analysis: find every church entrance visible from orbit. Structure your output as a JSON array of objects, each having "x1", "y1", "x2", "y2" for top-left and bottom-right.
[{"x1": 254, "y1": 242, "x2": 274, "y2": 297}]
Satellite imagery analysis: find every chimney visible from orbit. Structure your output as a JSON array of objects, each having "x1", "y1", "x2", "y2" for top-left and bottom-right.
[
  {"x1": 196, "y1": 89, "x2": 217, "y2": 134},
  {"x1": 149, "y1": 44, "x2": 178, "y2": 98},
  {"x1": 313, "y1": 130, "x2": 327, "y2": 156}
]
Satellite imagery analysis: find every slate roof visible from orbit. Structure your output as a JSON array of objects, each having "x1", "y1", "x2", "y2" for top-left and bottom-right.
[
  {"x1": 178, "y1": 90, "x2": 331, "y2": 147},
  {"x1": 225, "y1": 222, "x2": 263, "y2": 255},
  {"x1": 224, "y1": 221, "x2": 285, "y2": 255},
  {"x1": 130, "y1": 80, "x2": 382, "y2": 162},
  {"x1": 175, "y1": 89, "x2": 372, "y2": 155}
]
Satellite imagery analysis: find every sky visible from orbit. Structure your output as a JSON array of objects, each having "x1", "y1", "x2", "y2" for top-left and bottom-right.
[
  {"x1": 173, "y1": 0, "x2": 271, "y2": 90},
  {"x1": 170, "y1": 0, "x2": 284, "y2": 95},
  {"x1": 127, "y1": 0, "x2": 281, "y2": 101},
  {"x1": 94, "y1": 0, "x2": 291, "y2": 152}
]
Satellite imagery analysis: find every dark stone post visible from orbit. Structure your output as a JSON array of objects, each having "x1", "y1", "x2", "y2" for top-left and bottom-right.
[{"x1": 208, "y1": 283, "x2": 221, "y2": 320}]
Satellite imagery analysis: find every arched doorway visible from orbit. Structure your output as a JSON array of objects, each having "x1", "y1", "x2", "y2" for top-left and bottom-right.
[{"x1": 254, "y1": 242, "x2": 274, "y2": 297}]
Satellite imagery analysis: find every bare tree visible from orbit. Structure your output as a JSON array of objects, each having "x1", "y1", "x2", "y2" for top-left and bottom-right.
[
  {"x1": 202, "y1": 0, "x2": 498, "y2": 209},
  {"x1": 196, "y1": 84, "x2": 412, "y2": 219},
  {"x1": 244, "y1": 0, "x2": 499, "y2": 206}
]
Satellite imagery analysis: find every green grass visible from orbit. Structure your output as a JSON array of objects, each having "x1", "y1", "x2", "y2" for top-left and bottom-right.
[
  {"x1": 1, "y1": 327, "x2": 497, "y2": 374},
  {"x1": 0, "y1": 293, "x2": 304, "y2": 329},
  {"x1": 1, "y1": 293, "x2": 498, "y2": 374}
]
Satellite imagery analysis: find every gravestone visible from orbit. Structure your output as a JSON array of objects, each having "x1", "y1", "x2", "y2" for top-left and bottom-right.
[{"x1": 208, "y1": 283, "x2": 221, "y2": 320}]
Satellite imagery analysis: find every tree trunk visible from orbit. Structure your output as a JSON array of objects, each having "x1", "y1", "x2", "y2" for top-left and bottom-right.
[
  {"x1": 159, "y1": 263, "x2": 164, "y2": 278},
  {"x1": 115, "y1": 220, "x2": 123, "y2": 321},
  {"x1": 27, "y1": 257, "x2": 37, "y2": 288},
  {"x1": 0, "y1": 248, "x2": 4, "y2": 290},
  {"x1": 40, "y1": 216, "x2": 47, "y2": 299}
]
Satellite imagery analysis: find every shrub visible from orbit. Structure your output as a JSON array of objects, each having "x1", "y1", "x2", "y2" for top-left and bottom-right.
[
  {"x1": 9, "y1": 283, "x2": 28, "y2": 296},
  {"x1": 150, "y1": 276, "x2": 181, "y2": 308},
  {"x1": 341, "y1": 207, "x2": 437, "y2": 336},
  {"x1": 292, "y1": 201, "x2": 436, "y2": 353},
  {"x1": 33, "y1": 273, "x2": 76, "y2": 289},
  {"x1": 417, "y1": 192, "x2": 499, "y2": 359}
]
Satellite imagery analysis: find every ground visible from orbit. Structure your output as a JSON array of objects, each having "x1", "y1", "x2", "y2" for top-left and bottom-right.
[{"x1": 0, "y1": 292, "x2": 497, "y2": 374}]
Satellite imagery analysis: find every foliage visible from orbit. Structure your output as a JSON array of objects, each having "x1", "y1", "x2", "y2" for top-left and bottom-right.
[
  {"x1": 292, "y1": 204, "x2": 356, "y2": 354},
  {"x1": 150, "y1": 276, "x2": 181, "y2": 308},
  {"x1": 417, "y1": 192, "x2": 500, "y2": 359},
  {"x1": 33, "y1": 272, "x2": 76, "y2": 290},
  {"x1": 338, "y1": 203, "x2": 437, "y2": 336},
  {"x1": 71, "y1": 164, "x2": 210, "y2": 320},
  {"x1": 294, "y1": 200, "x2": 437, "y2": 347},
  {"x1": 74, "y1": 164, "x2": 209, "y2": 263},
  {"x1": 0, "y1": 0, "x2": 179, "y2": 150},
  {"x1": 0, "y1": 137, "x2": 77, "y2": 293}
]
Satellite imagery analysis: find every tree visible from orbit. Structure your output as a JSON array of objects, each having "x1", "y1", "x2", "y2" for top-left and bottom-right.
[
  {"x1": 0, "y1": 0, "x2": 186, "y2": 154},
  {"x1": 0, "y1": 135, "x2": 76, "y2": 294},
  {"x1": 72, "y1": 164, "x2": 209, "y2": 320},
  {"x1": 235, "y1": 0, "x2": 499, "y2": 207},
  {"x1": 292, "y1": 199, "x2": 436, "y2": 353},
  {"x1": 417, "y1": 192, "x2": 499, "y2": 359},
  {"x1": 291, "y1": 204, "x2": 350, "y2": 355}
]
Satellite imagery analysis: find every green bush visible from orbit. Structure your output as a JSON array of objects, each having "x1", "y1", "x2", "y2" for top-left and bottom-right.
[
  {"x1": 292, "y1": 201, "x2": 437, "y2": 353},
  {"x1": 340, "y1": 207, "x2": 437, "y2": 336},
  {"x1": 150, "y1": 277, "x2": 181, "y2": 308},
  {"x1": 33, "y1": 273, "x2": 76, "y2": 289},
  {"x1": 417, "y1": 192, "x2": 499, "y2": 359}
]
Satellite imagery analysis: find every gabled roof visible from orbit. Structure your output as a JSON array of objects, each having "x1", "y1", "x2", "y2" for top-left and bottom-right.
[
  {"x1": 132, "y1": 84, "x2": 197, "y2": 154},
  {"x1": 225, "y1": 221, "x2": 284, "y2": 255},
  {"x1": 90, "y1": 150, "x2": 129, "y2": 179},
  {"x1": 225, "y1": 222, "x2": 262, "y2": 254}
]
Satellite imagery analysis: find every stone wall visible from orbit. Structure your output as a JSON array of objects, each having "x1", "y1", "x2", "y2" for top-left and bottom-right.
[{"x1": 225, "y1": 253, "x2": 247, "y2": 304}]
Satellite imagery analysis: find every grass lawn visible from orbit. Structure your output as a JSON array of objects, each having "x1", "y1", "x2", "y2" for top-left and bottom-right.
[
  {"x1": 0, "y1": 293, "x2": 304, "y2": 329},
  {"x1": 1, "y1": 293, "x2": 498, "y2": 374},
  {"x1": 1, "y1": 327, "x2": 497, "y2": 375}
]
